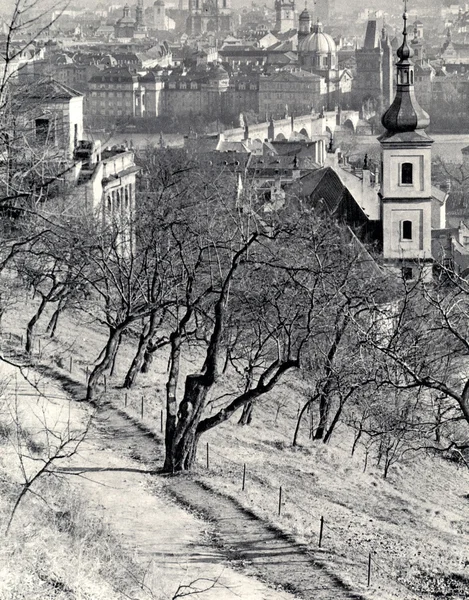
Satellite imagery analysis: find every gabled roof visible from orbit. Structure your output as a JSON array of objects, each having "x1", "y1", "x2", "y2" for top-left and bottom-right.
[
  {"x1": 22, "y1": 78, "x2": 83, "y2": 100},
  {"x1": 432, "y1": 184, "x2": 448, "y2": 205},
  {"x1": 363, "y1": 19, "x2": 379, "y2": 50}
]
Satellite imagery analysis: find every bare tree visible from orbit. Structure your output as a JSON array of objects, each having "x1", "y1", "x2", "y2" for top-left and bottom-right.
[{"x1": 358, "y1": 266, "x2": 469, "y2": 453}]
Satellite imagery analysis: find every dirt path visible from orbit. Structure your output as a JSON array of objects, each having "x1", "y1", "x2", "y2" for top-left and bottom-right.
[{"x1": 7, "y1": 363, "x2": 366, "y2": 600}]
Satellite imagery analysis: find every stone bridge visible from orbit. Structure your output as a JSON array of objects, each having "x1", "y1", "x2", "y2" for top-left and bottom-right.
[{"x1": 221, "y1": 109, "x2": 360, "y2": 144}]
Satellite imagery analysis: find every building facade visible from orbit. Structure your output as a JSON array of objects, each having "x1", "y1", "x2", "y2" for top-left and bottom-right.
[
  {"x1": 186, "y1": 0, "x2": 233, "y2": 35},
  {"x1": 88, "y1": 67, "x2": 145, "y2": 118}
]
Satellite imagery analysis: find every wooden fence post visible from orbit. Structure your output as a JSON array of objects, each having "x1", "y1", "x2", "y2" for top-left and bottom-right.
[
  {"x1": 242, "y1": 463, "x2": 246, "y2": 491},
  {"x1": 319, "y1": 516, "x2": 324, "y2": 547},
  {"x1": 278, "y1": 486, "x2": 283, "y2": 516}
]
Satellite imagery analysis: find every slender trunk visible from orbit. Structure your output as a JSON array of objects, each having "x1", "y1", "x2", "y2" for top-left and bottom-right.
[
  {"x1": 109, "y1": 341, "x2": 120, "y2": 377},
  {"x1": 351, "y1": 423, "x2": 363, "y2": 456},
  {"x1": 238, "y1": 401, "x2": 253, "y2": 425},
  {"x1": 163, "y1": 331, "x2": 182, "y2": 472},
  {"x1": 87, "y1": 327, "x2": 123, "y2": 402},
  {"x1": 314, "y1": 392, "x2": 330, "y2": 440},
  {"x1": 435, "y1": 405, "x2": 442, "y2": 444},
  {"x1": 363, "y1": 448, "x2": 369, "y2": 473},
  {"x1": 46, "y1": 298, "x2": 65, "y2": 338},
  {"x1": 124, "y1": 319, "x2": 150, "y2": 388},
  {"x1": 237, "y1": 369, "x2": 254, "y2": 425},
  {"x1": 25, "y1": 296, "x2": 48, "y2": 354},
  {"x1": 323, "y1": 402, "x2": 344, "y2": 444},
  {"x1": 125, "y1": 312, "x2": 164, "y2": 387},
  {"x1": 293, "y1": 398, "x2": 313, "y2": 446}
]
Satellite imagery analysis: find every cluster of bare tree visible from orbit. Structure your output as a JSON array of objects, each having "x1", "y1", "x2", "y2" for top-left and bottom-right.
[{"x1": 4, "y1": 139, "x2": 469, "y2": 477}]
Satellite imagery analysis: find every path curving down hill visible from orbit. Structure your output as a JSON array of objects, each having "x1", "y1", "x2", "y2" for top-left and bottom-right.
[{"x1": 13, "y1": 363, "x2": 367, "y2": 600}]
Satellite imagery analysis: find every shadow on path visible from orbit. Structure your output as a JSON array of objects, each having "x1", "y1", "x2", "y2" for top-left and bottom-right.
[{"x1": 36, "y1": 362, "x2": 366, "y2": 600}]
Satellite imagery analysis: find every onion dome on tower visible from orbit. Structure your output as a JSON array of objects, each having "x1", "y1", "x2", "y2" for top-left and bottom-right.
[{"x1": 381, "y1": 8, "x2": 429, "y2": 136}]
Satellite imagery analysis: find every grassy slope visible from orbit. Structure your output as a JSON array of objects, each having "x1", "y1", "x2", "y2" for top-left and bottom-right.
[
  {"x1": 2, "y1": 298, "x2": 469, "y2": 600},
  {"x1": 0, "y1": 434, "x2": 143, "y2": 600}
]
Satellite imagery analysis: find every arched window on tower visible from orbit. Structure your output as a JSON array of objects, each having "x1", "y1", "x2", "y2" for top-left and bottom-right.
[
  {"x1": 402, "y1": 220, "x2": 413, "y2": 240},
  {"x1": 401, "y1": 162, "x2": 413, "y2": 185}
]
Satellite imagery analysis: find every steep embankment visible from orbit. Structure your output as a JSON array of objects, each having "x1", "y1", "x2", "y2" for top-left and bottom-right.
[{"x1": 1, "y1": 300, "x2": 469, "y2": 600}]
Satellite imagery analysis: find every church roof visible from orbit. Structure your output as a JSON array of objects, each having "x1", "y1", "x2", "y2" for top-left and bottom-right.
[{"x1": 298, "y1": 22, "x2": 336, "y2": 55}]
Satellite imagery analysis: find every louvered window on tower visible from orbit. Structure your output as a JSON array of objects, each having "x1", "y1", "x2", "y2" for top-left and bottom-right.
[
  {"x1": 402, "y1": 220, "x2": 412, "y2": 240},
  {"x1": 401, "y1": 162, "x2": 413, "y2": 184}
]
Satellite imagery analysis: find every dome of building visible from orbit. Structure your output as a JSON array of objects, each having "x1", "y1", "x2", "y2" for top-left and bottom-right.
[
  {"x1": 299, "y1": 7, "x2": 310, "y2": 21},
  {"x1": 154, "y1": 0, "x2": 165, "y2": 5},
  {"x1": 298, "y1": 21, "x2": 336, "y2": 55}
]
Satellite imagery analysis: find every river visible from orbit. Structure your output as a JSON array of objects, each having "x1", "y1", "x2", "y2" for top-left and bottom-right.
[{"x1": 92, "y1": 131, "x2": 469, "y2": 163}]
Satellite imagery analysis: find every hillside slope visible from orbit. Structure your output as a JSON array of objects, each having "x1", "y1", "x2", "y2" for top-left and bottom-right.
[{"x1": 1, "y1": 299, "x2": 469, "y2": 599}]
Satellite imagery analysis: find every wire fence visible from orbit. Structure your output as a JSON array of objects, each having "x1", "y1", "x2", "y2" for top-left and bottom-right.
[
  {"x1": 0, "y1": 333, "x2": 434, "y2": 599},
  {"x1": 194, "y1": 441, "x2": 420, "y2": 600}
]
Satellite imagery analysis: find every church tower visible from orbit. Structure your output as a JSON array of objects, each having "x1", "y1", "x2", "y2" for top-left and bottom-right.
[
  {"x1": 136, "y1": 0, "x2": 144, "y2": 27},
  {"x1": 381, "y1": 24, "x2": 393, "y2": 109},
  {"x1": 354, "y1": 19, "x2": 394, "y2": 115},
  {"x1": 298, "y1": 3, "x2": 311, "y2": 43},
  {"x1": 274, "y1": 0, "x2": 295, "y2": 33},
  {"x1": 379, "y1": 7, "x2": 433, "y2": 280}
]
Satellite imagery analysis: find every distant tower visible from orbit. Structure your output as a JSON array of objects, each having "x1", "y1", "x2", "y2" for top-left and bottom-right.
[
  {"x1": 187, "y1": 0, "x2": 233, "y2": 34},
  {"x1": 354, "y1": 18, "x2": 394, "y2": 114},
  {"x1": 136, "y1": 0, "x2": 144, "y2": 27},
  {"x1": 381, "y1": 24, "x2": 393, "y2": 108},
  {"x1": 298, "y1": 3, "x2": 311, "y2": 43},
  {"x1": 379, "y1": 8, "x2": 433, "y2": 280},
  {"x1": 274, "y1": 0, "x2": 296, "y2": 33},
  {"x1": 411, "y1": 21, "x2": 425, "y2": 62},
  {"x1": 154, "y1": 0, "x2": 166, "y2": 29}
]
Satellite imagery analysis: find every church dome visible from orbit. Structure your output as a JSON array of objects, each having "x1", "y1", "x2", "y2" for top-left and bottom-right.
[
  {"x1": 299, "y1": 7, "x2": 310, "y2": 21},
  {"x1": 298, "y1": 22, "x2": 336, "y2": 55}
]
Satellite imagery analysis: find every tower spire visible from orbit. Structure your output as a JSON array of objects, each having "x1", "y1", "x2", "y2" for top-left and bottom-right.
[{"x1": 381, "y1": 3, "x2": 429, "y2": 135}]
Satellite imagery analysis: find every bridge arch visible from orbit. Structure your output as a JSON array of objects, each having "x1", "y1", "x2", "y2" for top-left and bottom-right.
[{"x1": 343, "y1": 118, "x2": 355, "y2": 133}]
